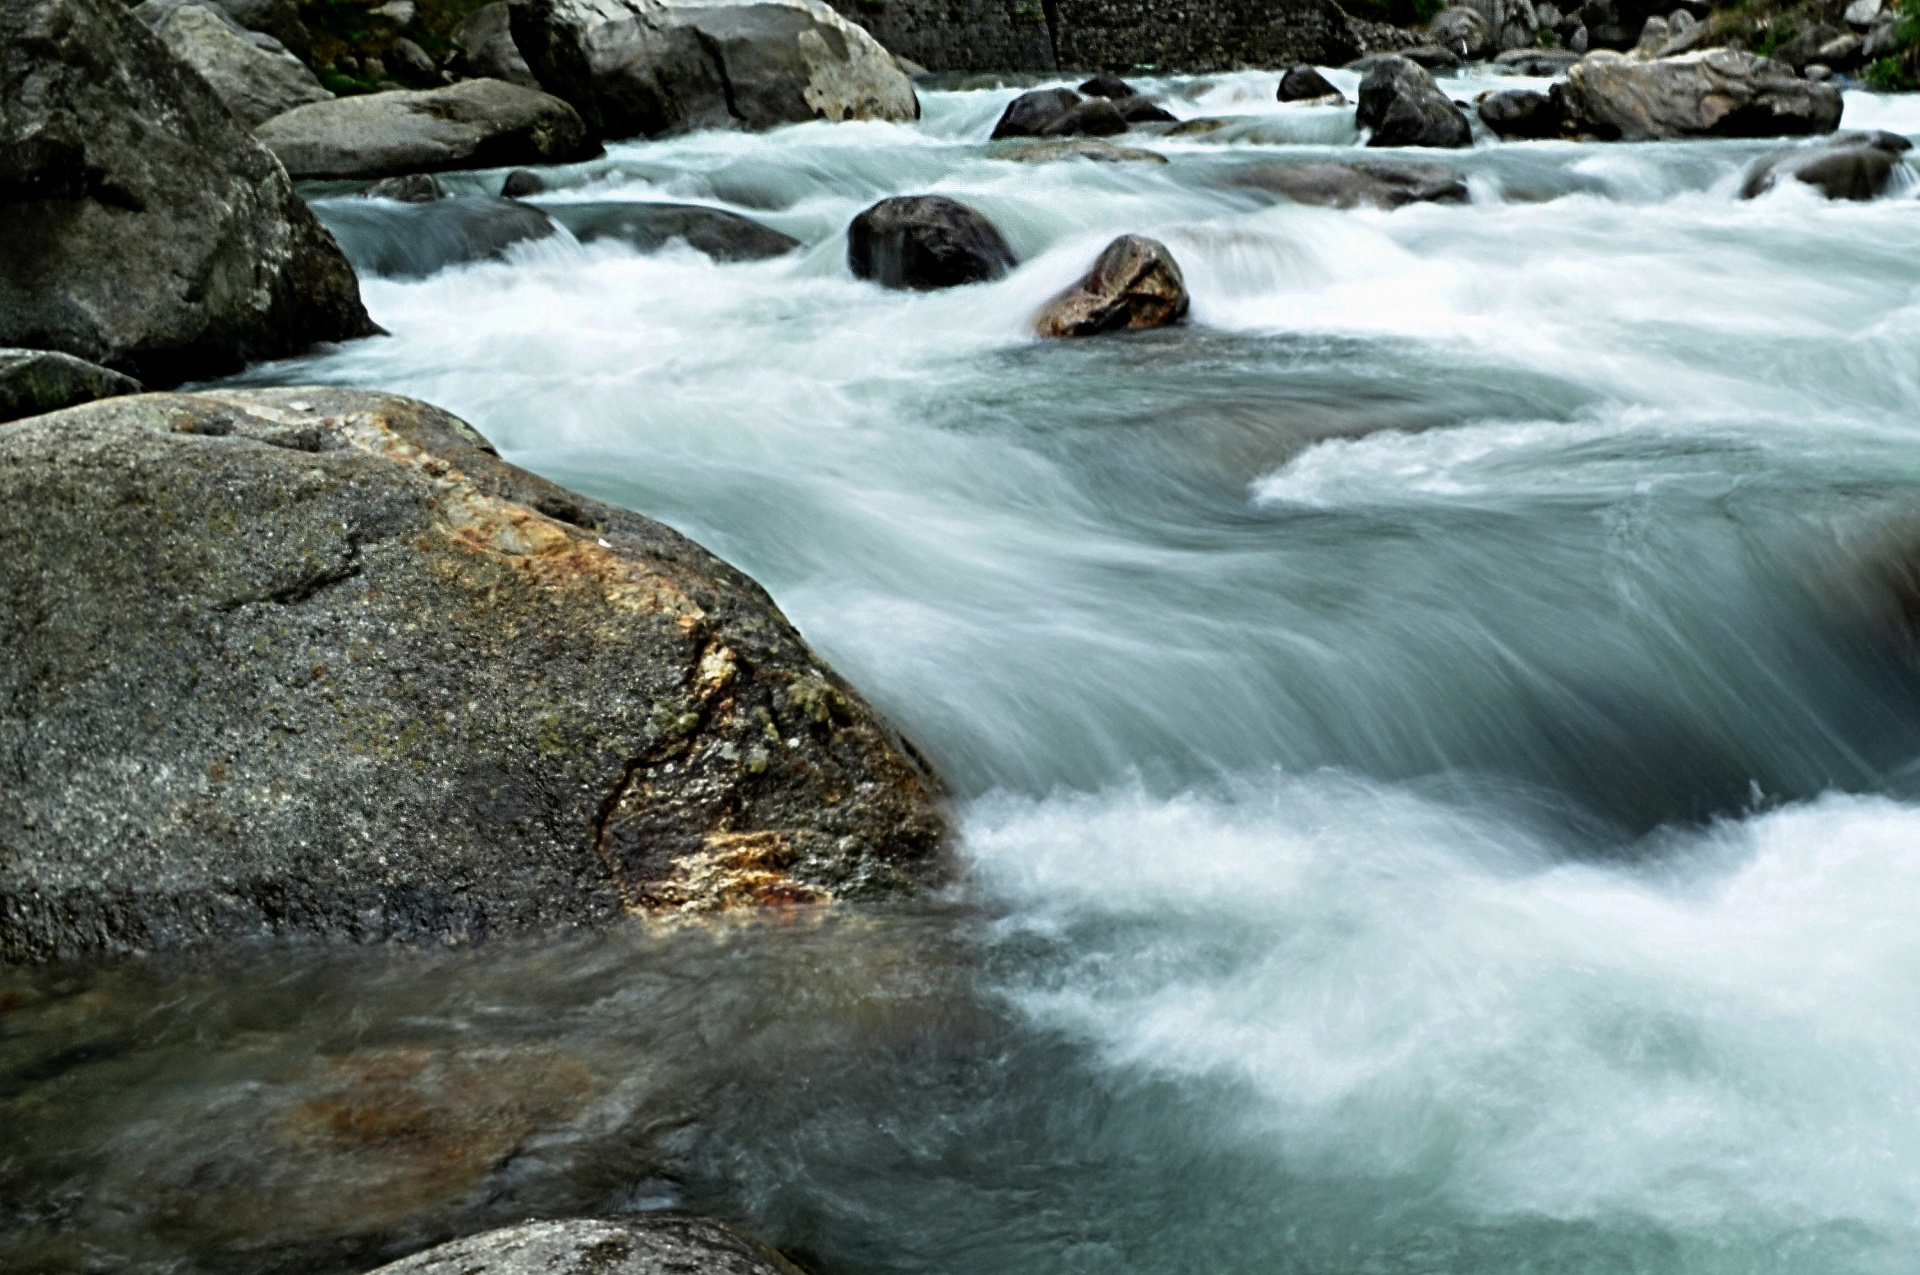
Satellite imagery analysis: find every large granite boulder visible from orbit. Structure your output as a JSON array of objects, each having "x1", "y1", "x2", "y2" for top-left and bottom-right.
[
  {"x1": 366, "y1": 1217, "x2": 801, "y2": 1275},
  {"x1": 846, "y1": 195, "x2": 1016, "y2": 289},
  {"x1": 1227, "y1": 159, "x2": 1469, "y2": 207},
  {"x1": 507, "y1": 0, "x2": 919, "y2": 140},
  {"x1": 133, "y1": 0, "x2": 331, "y2": 126},
  {"x1": 456, "y1": 1, "x2": 541, "y2": 87},
  {"x1": 1356, "y1": 55, "x2": 1473, "y2": 147},
  {"x1": 547, "y1": 202, "x2": 803, "y2": 261},
  {"x1": 256, "y1": 79, "x2": 597, "y2": 180},
  {"x1": 0, "y1": 388, "x2": 946, "y2": 962},
  {"x1": 1557, "y1": 50, "x2": 1843, "y2": 140},
  {"x1": 0, "y1": 349, "x2": 141, "y2": 424},
  {"x1": 0, "y1": 0, "x2": 377, "y2": 385},
  {"x1": 1033, "y1": 235, "x2": 1188, "y2": 338}
]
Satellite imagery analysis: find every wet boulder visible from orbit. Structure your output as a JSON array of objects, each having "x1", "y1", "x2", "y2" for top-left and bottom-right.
[
  {"x1": 133, "y1": 0, "x2": 331, "y2": 127},
  {"x1": 455, "y1": 1, "x2": 540, "y2": 88},
  {"x1": 1494, "y1": 45, "x2": 1580, "y2": 73},
  {"x1": 1040, "y1": 96, "x2": 1130, "y2": 136},
  {"x1": 312, "y1": 197, "x2": 560, "y2": 279},
  {"x1": 256, "y1": 79, "x2": 597, "y2": 180},
  {"x1": 501, "y1": 168, "x2": 546, "y2": 196},
  {"x1": 1034, "y1": 235, "x2": 1188, "y2": 338},
  {"x1": 1356, "y1": 56, "x2": 1473, "y2": 147},
  {"x1": 1078, "y1": 73, "x2": 1139, "y2": 97},
  {"x1": 548, "y1": 202, "x2": 803, "y2": 261},
  {"x1": 1741, "y1": 131, "x2": 1912, "y2": 200},
  {"x1": 0, "y1": 0, "x2": 376, "y2": 385},
  {"x1": 1277, "y1": 64, "x2": 1345, "y2": 102},
  {"x1": 0, "y1": 349, "x2": 141, "y2": 424},
  {"x1": 1557, "y1": 50, "x2": 1843, "y2": 140},
  {"x1": 846, "y1": 195, "x2": 1016, "y2": 290},
  {"x1": 1227, "y1": 159, "x2": 1469, "y2": 208},
  {"x1": 364, "y1": 173, "x2": 448, "y2": 202},
  {"x1": 508, "y1": 0, "x2": 918, "y2": 140},
  {"x1": 0, "y1": 387, "x2": 947, "y2": 962},
  {"x1": 1427, "y1": 6, "x2": 1493, "y2": 59},
  {"x1": 1478, "y1": 87, "x2": 1564, "y2": 138},
  {"x1": 992, "y1": 87, "x2": 1085, "y2": 137},
  {"x1": 367, "y1": 1216, "x2": 802, "y2": 1275},
  {"x1": 1111, "y1": 94, "x2": 1177, "y2": 123}
]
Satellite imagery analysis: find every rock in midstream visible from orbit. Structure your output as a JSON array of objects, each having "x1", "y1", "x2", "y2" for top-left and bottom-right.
[
  {"x1": 365, "y1": 1216, "x2": 802, "y2": 1275},
  {"x1": 1277, "y1": 63, "x2": 1344, "y2": 102},
  {"x1": 547, "y1": 203, "x2": 804, "y2": 262},
  {"x1": 1478, "y1": 87, "x2": 1565, "y2": 139},
  {"x1": 993, "y1": 138, "x2": 1170, "y2": 163},
  {"x1": 1355, "y1": 55, "x2": 1473, "y2": 148},
  {"x1": 1034, "y1": 235, "x2": 1189, "y2": 338},
  {"x1": 847, "y1": 196, "x2": 1017, "y2": 290},
  {"x1": 311, "y1": 197, "x2": 562, "y2": 279},
  {"x1": 1741, "y1": 130, "x2": 1913, "y2": 200},
  {"x1": 0, "y1": 0, "x2": 378, "y2": 386},
  {"x1": 1557, "y1": 49, "x2": 1843, "y2": 140},
  {"x1": 256, "y1": 79, "x2": 598, "y2": 180},
  {"x1": 1226, "y1": 159, "x2": 1468, "y2": 208},
  {"x1": 133, "y1": 0, "x2": 331, "y2": 127},
  {"x1": 0, "y1": 388, "x2": 947, "y2": 962}
]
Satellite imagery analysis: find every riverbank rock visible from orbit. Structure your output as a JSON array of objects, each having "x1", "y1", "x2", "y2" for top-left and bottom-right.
[
  {"x1": 133, "y1": 0, "x2": 332, "y2": 127},
  {"x1": 548, "y1": 202, "x2": 803, "y2": 261},
  {"x1": 1356, "y1": 56, "x2": 1473, "y2": 147},
  {"x1": 0, "y1": 0, "x2": 376, "y2": 385},
  {"x1": 367, "y1": 1217, "x2": 803, "y2": 1275},
  {"x1": 993, "y1": 138, "x2": 1169, "y2": 162},
  {"x1": 1557, "y1": 50, "x2": 1843, "y2": 140},
  {"x1": 0, "y1": 388, "x2": 947, "y2": 962},
  {"x1": 1034, "y1": 235, "x2": 1188, "y2": 338},
  {"x1": 846, "y1": 196, "x2": 1016, "y2": 289},
  {"x1": 1228, "y1": 159, "x2": 1468, "y2": 207},
  {"x1": 256, "y1": 80, "x2": 596, "y2": 180},
  {"x1": 1277, "y1": 64, "x2": 1345, "y2": 101},
  {"x1": 1478, "y1": 87, "x2": 1564, "y2": 138},
  {"x1": 0, "y1": 350, "x2": 142, "y2": 423},
  {"x1": 507, "y1": 0, "x2": 919, "y2": 140},
  {"x1": 455, "y1": 1, "x2": 540, "y2": 88},
  {"x1": 312, "y1": 197, "x2": 560, "y2": 279},
  {"x1": 1741, "y1": 131, "x2": 1911, "y2": 200}
]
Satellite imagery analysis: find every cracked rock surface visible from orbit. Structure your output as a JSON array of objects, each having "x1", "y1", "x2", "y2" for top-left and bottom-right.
[{"x1": 0, "y1": 388, "x2": 946, "y2": 962}]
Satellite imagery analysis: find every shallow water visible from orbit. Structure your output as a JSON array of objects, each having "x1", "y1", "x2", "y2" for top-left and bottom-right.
[{"x1": 10, "y1": 67, "x2": 1920, "y2": 1274}]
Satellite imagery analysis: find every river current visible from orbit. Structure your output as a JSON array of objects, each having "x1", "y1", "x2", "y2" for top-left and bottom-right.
[{"x1": 7, "y1": 67, "x2": 1920, "y2": 1275}]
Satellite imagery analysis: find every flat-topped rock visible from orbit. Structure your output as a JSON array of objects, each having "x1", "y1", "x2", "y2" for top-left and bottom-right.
[{"x1": 1558, "y1": 49, "x2": 1843, "y2": 140}]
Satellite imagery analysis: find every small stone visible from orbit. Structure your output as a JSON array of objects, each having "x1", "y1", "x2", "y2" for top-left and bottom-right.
[
  {"x1": 1034, "y1": 235, "x2": 1189, "y2": 338},
  {"x1": 500, "y1": 169, "x2": 544, "y2": 197},
  {"x1": 1277, "y1": 64, "x2": 1344, "y2": 102},
  {"x1": 363, "y1": 172, "x2": 446, "y2": 202}
]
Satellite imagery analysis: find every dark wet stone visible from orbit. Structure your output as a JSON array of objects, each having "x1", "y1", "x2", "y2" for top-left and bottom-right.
[
  {"x1": 1227, "y1": 159, "x2": 1469, "y2": 207},
  {"x1": 1478, "y1": 88, "x2": 1565, "y2": 138},
  {"x1": 1039, "y1": 96, "x2": 1130, "y2": 136},
  {"x1": 500, "y1": 168, "x2": 546, "y2": 197},
  {"x1": 846, "y1": 195, "x2": 1017, "y2": 289},
  {"x1": 1741, "y1": 137, "x2": 1904, "y2": 200},
  {"x1": 1356, "y1": 55, "x2": 1473, "y2": 147},
  {"x1": 992, "y1": 86, "x2": 1084, "y2": 137},
  {"x1": 1277, "y1": 63, "x2": 1344, "y2": 101},
  {"x1": 1078, "y1": 73, "x2": 1138, "y2": 97},
  {"x1": 547, "y1": 202, "x2": 802, "y2": 261},
  {"x1": 313, "y1": 197, "x2": 560, "y2": 279}
]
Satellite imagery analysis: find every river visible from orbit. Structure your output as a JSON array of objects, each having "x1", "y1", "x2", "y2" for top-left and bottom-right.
[{"x1": 6, "y1": 67, "x2": 1920, "y2": 1275}]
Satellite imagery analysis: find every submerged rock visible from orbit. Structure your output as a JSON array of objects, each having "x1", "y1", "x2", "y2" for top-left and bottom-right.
[
  {"x1": 508, "y1": 0, "x2": 919, "y2": 140},
  {"x1": 367, "y1": 1216, "x2": 802, "y2": 1275},
  {"x1": 364, "y1": 173, "x2": 448, "y2": 202},
  {"x1": 992, "y1": 86, "x2": 1085, "y2": 137},
  {"x1": 313, "y1": 197, "x2": 560, "y2": 279},
  {"x1": 0, "y1": 0, "x2": 376, "y2": 385},
  {"x1": 846, "y1": 195, "x2": 1016, "y2": 290},
  {"x1": 548, "y1": 202, "x2": 803, "y2": 261},
  {"x1": 1277, "y1": 63, "x2": 1345, "y2": 101},
  {"x1": 993, "y1": 137, "x2": 1169, "y2": 163},
  {"x1": 0, "y1": 388, "x2": 946, "y2": 962},
  {"x1": 1741, "y1": 131, "x2": 1911, "y2": 200},
  {"x1": 0, "y1": 349, "x2": 142, "y2": 423},
  {"x1": 1034, "y1": 235, "x2": 1188, "y2": 338},
  {"x1": 256, "y1": 79, "x2": 596, "y2": 180},
  {"x1": 1356, "y1": 56, "x2": 1473, "y2": 147},
  {"x1": 1227, "y1": 159, "x2": 1469, "y2": 207},
  {"x1": 133, "y1": 0, "x2": 331, "y2": 126},
  {"x1": 1478, "y1": 87, "x2": 1564, "y2": 138},
  {"x1": 1557, "y1": 49, "x2": 1843, "y2": 140}
]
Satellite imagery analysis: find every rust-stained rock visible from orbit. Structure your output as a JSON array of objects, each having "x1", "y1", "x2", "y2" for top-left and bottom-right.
[
  {"x1": 0, "y1": 388, "x2": 947, "y2": 962},
  {"x1": 1034, "y1": 235, "x2": 1190, "y2": 339}
]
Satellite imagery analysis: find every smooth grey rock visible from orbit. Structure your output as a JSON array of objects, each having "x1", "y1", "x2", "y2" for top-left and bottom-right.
[
  {"x1": 1278, "y1": 63, "x2": 1344, "y2": 100},
  {"x1": 0, "y1": 0, "x2": 376, "y2": 385},
  {"x1": 847, "y1": 195, "x2": 1016, "y2": 289},
  {"x1": 992, "y1": 137, "x2": 1170, "y2": 162},
  {"x1": 364, "y1": 173, "x2": 448, "y2": 202},
  {"x1": 314, "y1": 196, "x2": 559, "y2": 278},
  {"x1": 1741, "y1": 134, "x2": 1908, "y2": 199},
  {"x1": 133, "y1": 0, "x2": 331, "y2": 126},
  {"x1": 992, "y1": 86, "x2": 1084, "y2": 137},
  {"x1": 1357, "y1": 56, "x2": 1473, "y2": 147},
  {"x1": 1034, "y1": 234, "x2": 1188, "y2": 338},
  {"x1": 365, "y1": 1216, "x2": 802, "y2": 1275},
  {"x1": 1227, "y1": 159, "x2": 1469, "y2": 207},
  {"x1": 508, "y1": 0, "x2": 919, "y2": 140},
  {"x1": 501, "y1": 168, "x2": 546, "y2": 196},
  {"x1": 1478, "y1": 86, "x2": 1563, "y2": 136},
  {"x1": 547, "y1": 202, "x2": 803, "y2": 261},
  {"x1": 0, "y1": 387, "x2": 947, "y2": 962},
  {"x1": 1428, "y1": 6, "x2": 1493, "y2": 59},
  {"x1": 1559, "y1": 49, "x2": 1842, "y2": 140},
  {"x1": 255, "y1": 79, "x2": 597, "y2": 180},
  {"x1": 456, "y1": 1, "x2": 541, "y2": 88},
  {"x1": 0, "y1": 349, "x2": 142, "y2": 423}
]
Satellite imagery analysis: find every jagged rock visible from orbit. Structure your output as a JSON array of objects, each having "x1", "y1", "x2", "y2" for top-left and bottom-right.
[
  {"x1": 133, "y1": 0, "x2": 331, "y2": 126},
  {"x1": 508, "y1": 0, "x2": 919, "y2": 140},
  {"x1": 313, "y1": 197, "x2": 561, "y2": 278},
  {"x1": 365, "y1": 1217, "x2": 802, "y2": 1275},
  {"x1": 1478, "y1": 87, "x2": 1564, "y2": 137},
  {"x1": 992, "y1": 87, "x2": 1084, "y2": 137},
  {"x1": 1227, "y1": 159, "x2": 1469, "y2": 207},
  {"x1": 1557, "y1": 50, "x2": 1843, "y2": 140},
  {"x1": 547, "y1": 202, "x2": 803, "y2": 261},
  {"x1": 1428, "y1": 7, "x2": 1493, "y2": 59},
  {"x1": 455, "y1": 1, "x2": 540, "y2": 88},
  {"x1": 0, "y1": 387, "x2": 946, "y2": 962},
  {"x1": 1741, "y1": 131, "x2": 1912, "y2": 200},
  {"x1": 0, "y1": 0, "x2": 375, "y2": 385},
  {"x1": 1356, "y1": 55, "x2": 1473, "y2": 147},
  {"x1": 846, "y1": 195, "x2": 1016, "y2": 290},
  {"x1": 364, "y1": 173, "x2": 448, "y2": 202},
  {"x1": 256, "y1": 79, "x2": 597, "y2": 180},
  {"x1": 1034, "y1": 235, "x2": 1188, "y2": 338},
  {"x1": 1277, "y1": 63, "x2": 1345, "y2": 100},
  {"x1": 993, "y1": 137, "x2": 1170, "y2": 162},
  {"x1": 0, "y1": 349, "x2": 142, "y2": 423},
  {"x1": 501, "y1": 168, "x2": 546, "y2": 196}
]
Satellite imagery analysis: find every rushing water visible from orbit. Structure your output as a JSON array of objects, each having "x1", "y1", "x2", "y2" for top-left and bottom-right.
[{"x1": 9, "y1": 66, "x2": 1920, "y2": 1275}]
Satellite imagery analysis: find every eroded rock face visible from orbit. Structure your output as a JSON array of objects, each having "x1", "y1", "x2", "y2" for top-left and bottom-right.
[
  {"x1": 1034, "y1": 235, "x2": 1188, "y2": 338},
  {"x1": 846, "y1": 195, "x2": 1016, "y2": 289},
  {"x1": 548, "y1": 202, "x2": 803, "y2": 261},
  {"x1": 1227, "y1": 159, "x2": 1469, "y2": 208},
  {"x1": 367, "y1": 1216, "x2": 802, "y2": 1275},
  {"x1": 0, "y1": 388, "x2": 946, "y2": 962},
  {"x1": 133, "y1": 0, "x2": 332, "y2": 126},
  {"x1": 1356, "y1": 55, "x2": 1473, "y2": 147},
  {"x1": 0, "y1": 349, "x2": 142, "y2": 424},
  {"x1": 1557, "y1": 49, "x2": 1843, "y2": 140},
  {"x1": 256, "y1": 79, "x2": 597, "y2": 180},
  {"x1": 508, "y1": 0, "x2": 919, "y2": 140},
  {"x1": 0, "y1": 0, "x2": 377, "y2": 385}
]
